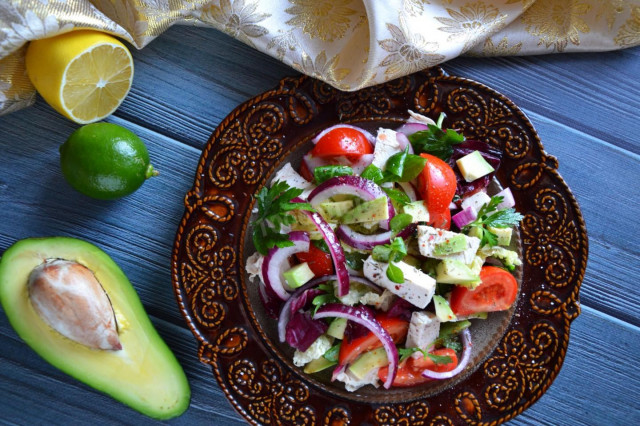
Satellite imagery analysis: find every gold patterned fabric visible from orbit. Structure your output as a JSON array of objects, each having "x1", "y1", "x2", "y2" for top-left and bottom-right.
[{"x1": 1, "y1": 0, "x2": 639, "y2": 115}]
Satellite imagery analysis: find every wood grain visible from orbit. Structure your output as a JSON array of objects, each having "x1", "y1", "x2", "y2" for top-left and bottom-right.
[{"x1": 0, "y1": 23, "x2": 638, "y2": 426}]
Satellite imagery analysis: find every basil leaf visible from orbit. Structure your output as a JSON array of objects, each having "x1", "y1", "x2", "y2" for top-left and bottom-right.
[
  {"x1": 345, "y1": 252, "x2": 368, "y2": 270},
  {"x1": 372, "y1": 244, "x2": 391, "y2": 262},
  {"x1": 323, "y1": 344, "x2": 341, "y2": 362},
  {"x1": 386, "y1": 262, "x2": 404, "y2": 283},
  {"x1": 361, "y1": 164, "x2": 384, "y2": 182},
  {"x1": 383, "y1": 187, "x2": 411, "y2": 206},
  {"x1": 314, "y1": 165, "x2": 353, "y2": 185},
  {"x1": 390, "y1": 213, "x2": 413, "y2": 233},
  {"x1": 400, "y1": 155, "x2": 427, "y2": 182},
  {"x1": 385, "y1": 147, "x2": 410, "y2": 178}
]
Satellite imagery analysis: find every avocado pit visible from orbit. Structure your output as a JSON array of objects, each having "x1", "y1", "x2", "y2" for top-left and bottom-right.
[{"x1": 27, "y1": 259, "x2": 122, "y2": 351}]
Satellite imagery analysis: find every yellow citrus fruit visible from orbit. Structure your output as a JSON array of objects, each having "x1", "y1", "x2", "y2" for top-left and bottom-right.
[{"x1": 25, "y1": 30, "x2": 134, "y2": 124}]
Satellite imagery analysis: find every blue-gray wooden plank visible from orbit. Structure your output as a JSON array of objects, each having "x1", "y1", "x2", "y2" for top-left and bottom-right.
[{"x1": 0, "y1": 24, "x2": 638, "y2": 426}]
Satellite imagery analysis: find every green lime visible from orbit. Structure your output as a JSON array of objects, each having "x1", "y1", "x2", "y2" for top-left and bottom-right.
[{"x1": 60, "y1": 123, "x2": 158, "y2": 200}]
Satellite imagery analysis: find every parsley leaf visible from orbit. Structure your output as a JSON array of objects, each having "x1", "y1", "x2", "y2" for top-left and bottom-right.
[
  {"x1": 463, "y1": 196, "x2": 523, "y2": 247},
  {"x1": 372, "y1": 237, "x2": 407, "y2": 263},
  {"x1": 408, "y1": 113, "x2": 465, "y2": 161},
  {"x1": 252, "y1": 181, "x2": 314, "y2": 255},
  {"x1": 314, "y1": 165, "x2": 353, "y2": 185}
]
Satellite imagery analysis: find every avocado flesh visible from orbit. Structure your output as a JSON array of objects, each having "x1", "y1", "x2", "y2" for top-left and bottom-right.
[{"x1": 0, "y1": 237, "x2": 190, "y2": 419}]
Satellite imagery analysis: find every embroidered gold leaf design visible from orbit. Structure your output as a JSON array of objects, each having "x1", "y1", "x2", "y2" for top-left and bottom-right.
[
  {"x1": 204, "y1": 0, "x2": 270, "y2": 48},
  {"x1": 93, "y1": 0, "x2": 149, "y2": 42},
  {"x1": 522, "y1": 0, "x2": 591, "y2": 52},
  {"x1": 436, "y1": 1, "x2": 508, "y2": 53},
  {"x1": 477, "y1": 36, "x2": 523, "y2": 56},
  {"x1": 267, "y1": 29, "x2": 299, "y2": 61},
  {"x1": 595, "y1": 0, "x2": 628, "y2": 31},
  {"x1": 285, "y1": 0, "x2": 357, "y2": 42},
  {"x1": 378, "y1": 15, "x2": 445, "y2": 80},
  {"x1": 614, "y1": 6, "x2": 640, "y2": 47},
  {"x1": 292, "y1": 50, "x2": 351, "y2": 85},
  {"x1": 403, "y1": 0, "x2": 431, "y2": 17}
]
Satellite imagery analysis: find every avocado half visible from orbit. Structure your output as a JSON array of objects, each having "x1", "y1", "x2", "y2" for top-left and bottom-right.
[{"x1": 0, "y1": 237, "x2": 190, "y2": 419}]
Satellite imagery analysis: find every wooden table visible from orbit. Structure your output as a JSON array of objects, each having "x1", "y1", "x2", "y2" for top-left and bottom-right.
[{"x1": 1, "y1": 26, "x2": 638, "y2": 425}]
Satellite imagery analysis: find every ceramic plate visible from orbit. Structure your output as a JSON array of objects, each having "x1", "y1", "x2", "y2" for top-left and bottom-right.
[{"x1": 172, "y1": 68, "x2": 587, "y2": 425}]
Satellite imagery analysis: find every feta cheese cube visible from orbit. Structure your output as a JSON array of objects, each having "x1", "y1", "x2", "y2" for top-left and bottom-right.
[
  {"x1": 405, "y1": 311, "x2": 440, "y2": 350},
  {"x1": 293, "y1": 335, "x2": 332, "y2": 367},
  {"x1": 359, "y1": 289, "x2": 396, "y2": 311},
  {"x1": 417, "y1": 225, "x2": 480, "y2": 265},
  {"x1": 271, "y1": 162, "x2": 315, "y2": 198},
  {"x1": 372, "y1": 128, "x2": 402, "y2": 169},
  {"x1": 461, "y1": 191, "x2": 491, "y2": 212},
  {"x1": 363, "y1": 257, "x2": 436, "y2": 309},
  {"x1": 335, "y1": 368, "x2": 380, "y2": 392}
]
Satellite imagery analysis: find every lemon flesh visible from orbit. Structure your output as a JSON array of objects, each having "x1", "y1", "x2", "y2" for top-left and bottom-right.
[{"x1": 26, "y1": 30, "x2": 134, "y2": 124}]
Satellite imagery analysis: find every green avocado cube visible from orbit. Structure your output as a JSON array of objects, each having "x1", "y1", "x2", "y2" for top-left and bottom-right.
[
  {"x1": 318, "y1": 200, "x2": 354, "y2": 222},
  {"x1": 327, "y1": 317, "x2": 348, "y2": 339},
  {"x1": 488, "y1": 226, "x2": 512, "y2": 246},
  {"x1": 340, "y1": 196, "x2": 389, "y2": 225},
  {"x1": 456, "y1": 150, "x2": 494, "y2": 182},
  {"x1": 433, "y1": 234, "x2": 467, "y2": 256},
  {"x1": 433, "y1": 295, "x2": 457, "y2": 322},
  {"x1": 436, "y1": 259, "x2": 481, "y2": 288},
  {"x1": 402, "y1": 201, "x2": 430, "y2": 222},
  {"x1": 283, "y1": 263, "x2": 315, "y2": 289},
  {"x1": 348, "y1": 347, "x2": 388, "y2": 379}
]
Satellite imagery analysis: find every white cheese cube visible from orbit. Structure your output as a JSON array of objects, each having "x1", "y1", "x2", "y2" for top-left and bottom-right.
[
  {"x1": 405, "y1": 311, "x2": 440, "y2": 351},
  {"x1": 417, "y1": 225, "x2": 480, "y2": 264},
  {"x1": 271, "y1": 162, "x2": 315, "y2": 198},
  {"x1": 293, "y1": 335, "x2": 332, "y2": 367},
  {"x1": 335, "y1": 368, "x2": 380, "y2": 392},
  {"x1": 363, "y1": 257, "x2": 436, "y2": 309},
  {"x1": 372, "y1": 128, "x2": 402, "y2": 169},
  {"x1": 461, "y1": 191, "x2": 491, "y2": 212},
  {"x1": 359, "y1": 289, "x2": 396, "y2": 311}
]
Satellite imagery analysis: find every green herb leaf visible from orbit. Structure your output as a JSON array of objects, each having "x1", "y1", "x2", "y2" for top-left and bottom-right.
[
  {"x1": 372, "y1": 237, "x2": 407, "y2": 263},
  {"x1": 323, "y1": 344, "x2": 341, "y2": 362},
  {"x1": 400, "y1": 154, "x2": 428, "y2": 182},
  {"x1": 408, "y1": 114, "x2": 465, "y2": 161},
  {"x1": 312, "y1": 238, "x2": 330, "y2": 253},
  {"x1": 312, "y1": 293, "x2": 338, "y2": 314},
  {"x1": 427, "y1": 352, "x2": 454, "y2": 365},
  {"x1": 384, "y1": 147, "x2": 410, "y2": 178},
  {"x1": 345, "y1": 251, "x2": 368, "y2": 271},
  {"x1": 361, "y1": 164, "x2": 384, "y2": 183},
  {"x1": 252, "y1": 181, "x2": 314, "y2": 255},
  {"x1": 383, "y1": 187, "x2": 411, "y2": 206},
  {"x1": 390, "y1": 213, "x2": 413, "y2": 233},
  {"x1": 397, "y1": 347, "x2": 452, "y2": 364},
  {"x1": 386, "y1": 262, "x2": 404, "y2": 283},
  {"x1": 314, "y1": 165, "x2": 353, "y2": 185},
  {"x1": 463, "y1": 196, "x2": 523, "y2": 247}
]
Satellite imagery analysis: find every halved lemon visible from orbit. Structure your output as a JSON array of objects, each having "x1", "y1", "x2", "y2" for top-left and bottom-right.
[{"x1": 26, "y1": 30, "x2": 134, "y2": 124}]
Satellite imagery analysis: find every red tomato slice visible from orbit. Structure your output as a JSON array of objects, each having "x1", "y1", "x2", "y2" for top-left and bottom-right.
[
  {"x1": 418, "y1": 153, "x2": 457, "y2": 214},
  {"x1": 295, "y1": 244, "x2": 334, "y2": 277},
  {"x1": 311, "y1": 127, "x2": 373, "y2": 161},
  {"x1": 378, "y1": 348, "x2": 458, "y2": 387},
  {"x1": 338, "y1": 314, "x2": 409, "y2": 366},
  {"x1": 427, "y1": 208, "x2": 451, "y2": 230},
  {"x1": 450, "y1": 266, "x2": 518, "y2": 317}
]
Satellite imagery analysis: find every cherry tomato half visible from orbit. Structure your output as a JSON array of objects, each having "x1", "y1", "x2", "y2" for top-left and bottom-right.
[
  {"x1": 418, "y1": 153, "x2": 457, "y2": 214},
  {"x1": 428, "y1": 208, "x2": 451, "y2": 230},
  {"x1": 378, "y1": 348, "x2": 458, "y2": 387},
  {"x1": 338, "y1": 314, "x2": 409, "y2": 366},
  {"x1": 295, "y1": 244, "x2": 334, "y2": 277},
  {"x1": 311, "y1": 127, "x2": 373, "y2": 161},
  {"x1": 449, "y1": 266, "x2": 518, "y2": 317}
]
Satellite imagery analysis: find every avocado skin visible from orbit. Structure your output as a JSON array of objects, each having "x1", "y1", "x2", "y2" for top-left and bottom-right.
[{"x1": 0, "y1": 237, "x2": 190, "y2": 419}]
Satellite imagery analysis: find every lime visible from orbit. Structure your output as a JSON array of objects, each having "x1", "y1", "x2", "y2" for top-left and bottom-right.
[{"x1": 60, "y1": 123, "x2": 158, "y2": 200}]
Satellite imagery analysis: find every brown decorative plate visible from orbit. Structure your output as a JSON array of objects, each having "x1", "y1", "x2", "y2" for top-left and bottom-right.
[{"x1": 172, "y1": 68, "x2": 587, "y2": 425}]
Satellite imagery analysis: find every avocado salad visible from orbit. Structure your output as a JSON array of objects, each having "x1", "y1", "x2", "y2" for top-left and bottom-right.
[{"x1": 246, "y1": 111, "x2": 523, "y2": 391}]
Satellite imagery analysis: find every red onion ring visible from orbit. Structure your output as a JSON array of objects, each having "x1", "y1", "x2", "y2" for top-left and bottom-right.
[
  {"x1": 421, "y1": 329, "x2": 472, "y2": 380},
  {"x1": 314, "y1": 303, "x2": 398, "y2": 389},
  {"x1": 396, "y1": 122, "x2": 429, "y2": 136},
  {"x1": 261, "y1": 231, "x2": 310, "y2": 301},
  {"x1": 336, "y1": 223, "x2": 416, "y2": 250}
]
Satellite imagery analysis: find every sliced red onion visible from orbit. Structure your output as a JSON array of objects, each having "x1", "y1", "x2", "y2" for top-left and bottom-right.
[
  {"x1": 449, "y1": 201, "x2": 458, "y2": 210},
  {"x1": 258, "y1": 281, "x2": 283, "y2": 319},
  {"x1": 452, "y1": 206, "x2": 478, "y2": 229},
  {"x1": 308, "y1": 175, "x2": 395, "y2": 230},
  {"x1": 336, "y1": 223, "x2": 416, "y2": 250},
  {"x1": 396, "y1": 122, "x2": 429, "y2": 136},
  {"x1": 347, "y1": 275, "x2": 383, "y2": 293},
  {"x1": 261, "y1": 231, "x2": 310, "y2": 301},
  {"x1": 332, "y1": 363, "x2": 347, "y2": 382},
  {"x1": 495, "y1": 187, "x2": 515, "y2": 210},
  {"x1": 312, "y1": 124, "x2": 376, "y2": 145},
  {"x1": 314, "y1": 304, "x2": 398, "y2": 389},
  {"x1": 397, "y1": 181, "x2": 418, "y2": 202},
  {"x1": 421, "y1": 329, "x2": 472, "y2": 380},
  {"x1": 293, "y1": 200, "x2": 350, "y2": 297},
  {"x1": 395, "y1": 132, "x2": 414, "y2": 154}
]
